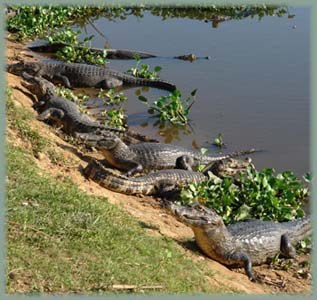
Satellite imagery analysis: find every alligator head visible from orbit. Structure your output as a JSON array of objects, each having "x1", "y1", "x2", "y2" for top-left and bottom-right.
[
  {"x1": 7, "y1": 61, "x2": 41, "y2": 76},
  {"x1": 204, "y1": 157, "x2": 253, "y2": 178},
  {"x1": 75, "y1": 131, "x2": 123, "y2": 150},
  {"x1": 165, "y1": 202, "x2": 224, "y2": 228}
]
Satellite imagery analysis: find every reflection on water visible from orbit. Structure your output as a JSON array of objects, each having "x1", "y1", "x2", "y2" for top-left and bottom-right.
[
  {"x1": 97, "y1": 6, "x2": 290, "y2": 27},
  {"x1": 140, "y1": 119, "x2": 195, "y2": 144},
  {"x1": 75, "y1": 6, "x2": 309, "y2": 176}
]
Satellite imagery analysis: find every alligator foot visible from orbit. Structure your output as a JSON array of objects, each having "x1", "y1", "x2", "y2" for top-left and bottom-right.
[{"x1": 280, "y1": 234, "x2": 297, "y2": 258}]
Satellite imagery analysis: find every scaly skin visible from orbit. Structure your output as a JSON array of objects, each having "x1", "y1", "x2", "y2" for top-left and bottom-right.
[
  {"x1": 84, "y1": 158, "x2": 251, "y2": 195},
  {"x1": 76, "y1": 132, "x2": 256, "y2": 176},
  {"x1": 165, "y1": 202, "x2": 311, "y2": 281},
  {"x1": 84, "y1": 159, "x2": 206, "y2": 195},
  {"x1": 7, "y1": 60, "x2": 176, "y2": 91},
  {"x1": 21, "y1": 73, "x2": 157, "y2": 144}
]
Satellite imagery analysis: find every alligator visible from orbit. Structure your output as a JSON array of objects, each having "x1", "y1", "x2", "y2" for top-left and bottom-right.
[
  {"x1": 21, "y1": 72, "x2": 157, "y2": 144},
  {"x1": 28, "y1": 43, "x2": 157, "y2": 59},
  {"x1": 28, "y1": 43, "x2": 210, "y2": 61},
  {"x1": 7, "y1": 60, "x2": 176, "y2": 91},
  {"x1": 84, "y1": 157, "x2": 250, "y2": 195},
  {"x1": 76, "y1": 132, "x2": 257, "y2": 176},
  {"x1": 174, "y1": 54, "x2": 211, "y2": 62},
  {"x1": 165, "y1": 202, "x2": 311, "y2": 281}
]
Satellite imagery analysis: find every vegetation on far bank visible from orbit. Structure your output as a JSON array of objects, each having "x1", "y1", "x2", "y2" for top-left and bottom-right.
[{"x1": 7, "y1": 5, "x2": 290, "y2": 41}]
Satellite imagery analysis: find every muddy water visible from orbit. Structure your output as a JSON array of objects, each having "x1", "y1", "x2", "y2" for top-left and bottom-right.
[{"x1": 79, "y1": 7, "x2": 309, "y2": 176}]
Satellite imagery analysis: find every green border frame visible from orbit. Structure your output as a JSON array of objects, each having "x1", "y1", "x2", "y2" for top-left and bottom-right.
[{"x1": 1, "y1": 1, "x2": 315, "y2": 299}]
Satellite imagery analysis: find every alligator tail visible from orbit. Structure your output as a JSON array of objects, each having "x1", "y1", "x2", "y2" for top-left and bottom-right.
[
  {"x1": 136, "y1": 78, "x2": 177, "y2": 92},
  {"x1": 120, "y1": 73, "x2": 176, "y2": 92},
  {"x1": 125, "y1": 129, "x2": 158, "y2": 144},
  {"x1": 203, "y1": 148, "x2": 259, "y2": 164},
  {"x1": 84, "y1": 159, "x2": 153, "y2": 195}
]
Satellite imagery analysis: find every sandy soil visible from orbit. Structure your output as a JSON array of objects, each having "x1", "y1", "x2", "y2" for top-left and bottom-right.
[{"x1": 5, "y1": 39, "x2": 312, "y2": 295}]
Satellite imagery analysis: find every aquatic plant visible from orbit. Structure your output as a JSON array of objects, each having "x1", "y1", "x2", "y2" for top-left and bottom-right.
[
  {"x1": 139, "y1": 89, "x2": 197, "y2": 126},
  {"x1": 180, "y1": 165, "x2": 310, "y2": 224}
]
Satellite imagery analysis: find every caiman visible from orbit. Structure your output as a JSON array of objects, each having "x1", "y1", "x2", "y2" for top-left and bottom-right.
[
  {"x1": 84, "y1": 157, "x2": 250, "y2": 195},
  {"x1": 28, "y1": 43, "x2": 210, "y2": 61},
  {"x1": 28, "y1": 43, "x2": 157, "y2": 59},
  {"x1": 20, "y1": 72, "x2": 157, "y2": 144},
  {"x1": 165, "y1": 202, "x2": 311, "y2": 281},
  {"x1": 174, "y1": 54, "x2": 211, "y2": 62},
  {"x1": 7, "y1": 60, "x2": 176, "y2": 91},
  {"x1": 76, "y1": 132, "x2": 257, "y2": 176}
]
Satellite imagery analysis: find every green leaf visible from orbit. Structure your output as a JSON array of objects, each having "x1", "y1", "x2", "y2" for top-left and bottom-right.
[
  {"x1": 303, "y1": 173, "x2": 312, "y2": 182},
  {"x1": 190, "y1": 89, "x2": 197, "y2": 97},
  {"x1": 200, "y1": 148, "x2": 209, "y2": 156},
  {"x1": 138, "y1": 95, "x2": 148, "y2": 103},
  {"x1": 133, "y1": 54, "x2": 141, "y2": 61},
  {"x1": 154, "y1": 66, "x2": 162, "y2": 72}
]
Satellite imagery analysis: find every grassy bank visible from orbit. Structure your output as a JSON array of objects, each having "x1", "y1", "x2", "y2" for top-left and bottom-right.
[{"x1": 6, "y1": 94, "x2": 228, "y2": 294}]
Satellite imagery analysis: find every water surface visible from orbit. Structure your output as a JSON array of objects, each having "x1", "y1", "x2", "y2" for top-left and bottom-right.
[{"x1": 79, "y1": 7, "x2": 310, "y2": 176}]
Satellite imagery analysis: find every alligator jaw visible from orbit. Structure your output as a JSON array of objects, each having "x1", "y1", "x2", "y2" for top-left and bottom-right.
[
  {"x1": 164, "y1": 202, "x2": 217, "y2": 227},
  {"x1": 75, "y1": 131, "x2": 118, "y2": 146}
]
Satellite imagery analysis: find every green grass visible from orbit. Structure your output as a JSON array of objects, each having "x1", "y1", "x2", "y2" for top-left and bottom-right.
[
  {"x1": 6, "y1": 144, "x2": 226, "y2": 294},
  {"x1": 6, "y1": 88, "x2": 49, "y2": 156}
]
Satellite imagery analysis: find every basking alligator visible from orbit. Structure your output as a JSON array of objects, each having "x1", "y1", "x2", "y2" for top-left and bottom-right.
[
  {"x1": 7, "y1": 60, "x2": 176, "y2": 91},
  {"x1": 28, "y1": 43, "x2": 210, "y2": 61},
  {"x1": 165, "y1": 202, "x2": 311, "y2": 281},
  {"x1": 84, "y1": 157, "x2": 250, "y2": 195},
  {"x1": 21, "y1": 72, "x2": 157, "y2": 144},
  {"x1": 76, "y1": 132, "x2": 257, "y2": 176}
]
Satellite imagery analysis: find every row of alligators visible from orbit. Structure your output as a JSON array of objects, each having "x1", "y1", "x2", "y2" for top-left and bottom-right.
[{"x1": 7, "y1": 45, "x2": 311, "y2": 282}]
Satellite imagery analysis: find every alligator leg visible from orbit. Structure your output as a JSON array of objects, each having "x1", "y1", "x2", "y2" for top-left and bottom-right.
[
  {"x1": 54, "y1": 74, "x2": 73, "y2": 89},
  {"x1": 98, "y1": 78, "x2": 123, "y2": 89},
  {"x1": 38, "y1": 108, "x2": 65, "y2": 121},
  {"x1": 33, "y1": 100, "x2": 46, "y2": 110},
  {"x1": 124, "y1": 163, "x2": 144, "y2": 177},
  {"x1": 280, "y1": 234, "x2": 297, "y2": 258},
  {"x1": 175, "y1": 155, "x2": 194, "y2": 171},
  {"x1": 228, "y1": 252, "x2": 256, "y2": 281},
  {"x1": 156, "y1": 182, "x2": 181, "y2": 198}
]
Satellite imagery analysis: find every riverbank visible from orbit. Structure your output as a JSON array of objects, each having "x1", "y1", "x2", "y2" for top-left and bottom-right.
[{"x1": 5, "y1": 38, "x2": 312, "y2": 295}]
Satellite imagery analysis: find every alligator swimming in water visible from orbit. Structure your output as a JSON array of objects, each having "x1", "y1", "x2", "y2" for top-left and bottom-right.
[
  {"x1": 7, "y1": 60, "x2": 176, "y2": 91},
  {"x1": 28, "y1": 43, "x2": 157, "y2": 59},
  {"x1": 20, "y1": 72, "x2": 157, "y2": 144},
  {"x1": 28, "y1": 43, "x2": 211, "y2": 61},
  {"x1": 165, "y1": 202, "x2": 311, "y2": 281},
  {"x1": 84, "y1": 157, "x2": 250, "y2": 195},
  {"x1": 76, "y1": 132, "x2": 257, "y2": 176}
]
